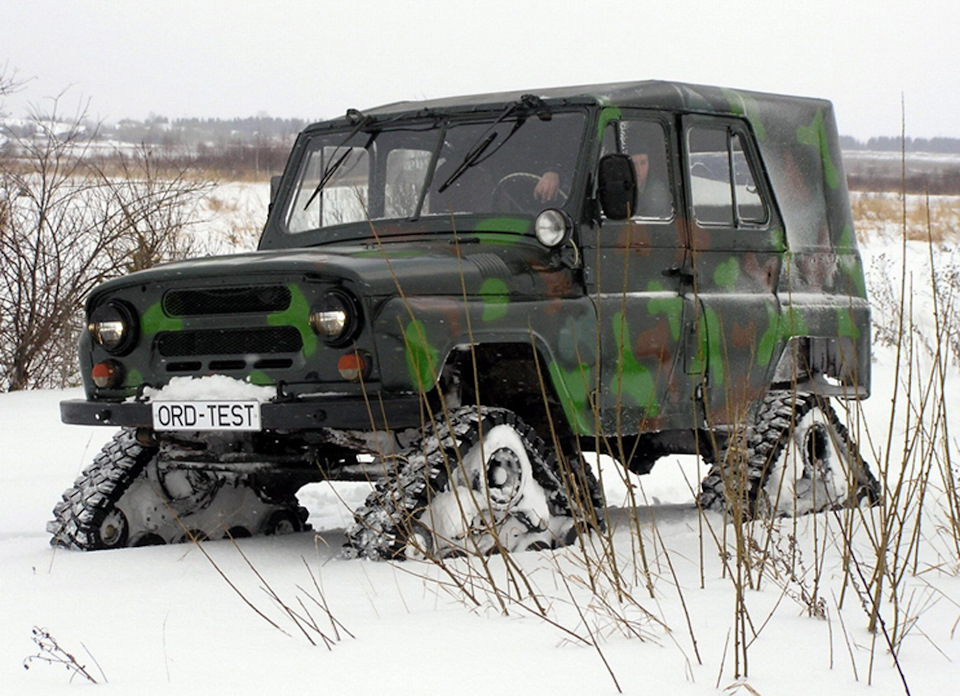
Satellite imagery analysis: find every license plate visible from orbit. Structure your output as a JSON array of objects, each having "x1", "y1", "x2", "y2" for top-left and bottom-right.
[{"x1": 152, "y1": 401, "x2": 262, "y2": 431}]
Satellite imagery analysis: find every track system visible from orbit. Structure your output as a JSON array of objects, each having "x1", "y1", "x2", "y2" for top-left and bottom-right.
[
  {"x1": 344, "y1": 406, "x2": 603, "y2": 560},
  {"x1": 48, "y1": 429, "x2": 309, "y2": 550},
  {"x1": 699, "y1": 391, "x2": 880, "y2": 518}
]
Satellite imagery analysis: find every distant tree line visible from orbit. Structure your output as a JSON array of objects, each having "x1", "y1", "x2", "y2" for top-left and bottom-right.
[
  {"x1": 842, "y1": 138, "x2": 960, "y2": 194},
  {"x1": 840, "y1": 134, "x2": 960, "y2": 155},
  {"x1": 3, "y1": 114, "x2": 310, "y2": 149},
  {"x1": 2, "y1": 114, "x2": 313, "y2": 180},
  {"x1": 112, "y1": 114, "x2": 310, "y2": 147}
]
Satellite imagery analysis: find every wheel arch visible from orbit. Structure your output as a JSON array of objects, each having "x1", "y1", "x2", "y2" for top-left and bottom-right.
[
  {"x1": 439, "y1": 338, "x2": 590, "y2": 444},
  {"x1": 770, "y1": 335, "x2": 870, "y2": 398}
]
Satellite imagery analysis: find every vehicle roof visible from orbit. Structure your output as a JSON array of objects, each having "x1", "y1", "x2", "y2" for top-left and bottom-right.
[{"x1": 308, "y1": 80, "x2": 832, "y2": 128}]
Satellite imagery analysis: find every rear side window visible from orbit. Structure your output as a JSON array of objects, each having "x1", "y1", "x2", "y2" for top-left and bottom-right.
[{"x1": 687, "y1": 124, "x2": 768, "y2": 227}]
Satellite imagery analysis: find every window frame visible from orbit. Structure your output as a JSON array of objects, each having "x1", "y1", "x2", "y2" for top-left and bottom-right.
[
  {"x1": 685, "y1": 118, "x2": 772, "y2": 230},
  {"x1": 598, "y1": 113, "x2": 677, "y2": 222}
]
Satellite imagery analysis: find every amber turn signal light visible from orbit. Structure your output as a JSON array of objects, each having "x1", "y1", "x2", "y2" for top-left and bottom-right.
[
  {"x1": 337, "y1": 352, "x2": 370, "y2": 382},
  {"x1": 91, "y1": 360, "x2": 124, "y2": 389}
]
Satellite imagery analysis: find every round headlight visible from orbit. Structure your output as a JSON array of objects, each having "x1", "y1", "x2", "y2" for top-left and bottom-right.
[
  {"x1": 309, "y1": 289, "x2": 361, "y2": 346},
  {"x1": 88, "y1": 300, "x2": 139, "y2": 355},
  {"x1": 535, "y1": 208, "x2": 572, "y2": 248}
]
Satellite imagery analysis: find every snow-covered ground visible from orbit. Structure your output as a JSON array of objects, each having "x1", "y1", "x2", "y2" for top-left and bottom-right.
[{"x1": 3, "y1": 196, "x2": 960, "y2": 694}]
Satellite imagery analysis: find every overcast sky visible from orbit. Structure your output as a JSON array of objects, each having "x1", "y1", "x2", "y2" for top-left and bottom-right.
[{"x1": 2, "y1": 0, "x2": 957, "y2": 140}]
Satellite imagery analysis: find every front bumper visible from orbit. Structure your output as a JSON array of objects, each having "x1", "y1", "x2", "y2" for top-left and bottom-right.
[{"x1": 60, "y1": 394, "x2": 424, "y2": 431}]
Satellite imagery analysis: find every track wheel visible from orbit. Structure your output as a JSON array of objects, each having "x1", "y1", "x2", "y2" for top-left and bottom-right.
[
  {"x1": 700, "y1": 391, "x2": 880, "y2": 518},
  {"x1": 345, "y1": 406, "x2": 601, "y2": 560}
]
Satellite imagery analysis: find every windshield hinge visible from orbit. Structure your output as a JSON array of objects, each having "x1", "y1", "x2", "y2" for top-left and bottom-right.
[{"x1": 519, "y1": 94, "x2": 551, "y2": 120}]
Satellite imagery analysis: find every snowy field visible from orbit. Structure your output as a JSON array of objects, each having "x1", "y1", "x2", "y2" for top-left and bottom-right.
[{"x1": 2, "y1": 189, "x2": 960, "y2": 695}]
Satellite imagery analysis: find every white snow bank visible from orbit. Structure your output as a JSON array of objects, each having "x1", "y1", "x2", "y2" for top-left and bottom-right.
[{"x1": 143, "y1": 375, "x2": 275, "y2": 402}]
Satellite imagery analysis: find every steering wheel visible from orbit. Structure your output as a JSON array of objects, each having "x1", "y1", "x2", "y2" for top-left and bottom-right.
[{"x1": 491, "y1": 172, "x2": 567, "y2": 214}]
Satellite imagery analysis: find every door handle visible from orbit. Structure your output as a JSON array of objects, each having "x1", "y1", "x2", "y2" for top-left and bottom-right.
[{"x1": 662, "y1": 265, "x2": 694, "y2": 282}]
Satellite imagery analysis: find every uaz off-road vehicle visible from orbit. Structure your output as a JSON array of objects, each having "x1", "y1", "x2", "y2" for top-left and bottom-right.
[{"x1": 50, "y1": 81, "x2": 878, "y2": 556}]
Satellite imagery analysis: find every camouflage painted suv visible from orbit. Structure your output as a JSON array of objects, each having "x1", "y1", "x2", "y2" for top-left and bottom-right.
[{"x1": 50, "y1": 81, "x2": 878, "y2": 556}]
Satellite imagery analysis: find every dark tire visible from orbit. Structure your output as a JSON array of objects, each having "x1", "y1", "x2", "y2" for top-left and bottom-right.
[
  {"x1": 699, "y1": 391, "x2": 879, "y2": 518},
  {"x1": 178, "y1": 529, "x2": 210, "y2": 543},
  {"x1": 226, "y1": 526, "x2": 252, "y2": 539},
  {"x1": 344, "y1": 406, "x2": 603, "y2": 560},
  {"x1": 262, "y1": 509, "x2": 304, "y2": 536},
  {"x1": 130, "y1": 533, "x2": 166, "y2": 547}
]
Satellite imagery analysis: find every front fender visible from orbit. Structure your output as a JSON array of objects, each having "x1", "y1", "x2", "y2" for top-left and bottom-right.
[{"x1": 372, "y1": 294, "x2": 599, "y2": 435}]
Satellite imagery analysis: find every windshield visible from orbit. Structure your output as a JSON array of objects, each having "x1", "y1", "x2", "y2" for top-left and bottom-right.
[{"x1": 285, "y1": 111, "x2": 586, "y2": 235}]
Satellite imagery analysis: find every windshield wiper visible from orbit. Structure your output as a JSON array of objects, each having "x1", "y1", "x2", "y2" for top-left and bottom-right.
[
  {"x1": 435, "y1": 94, "x2": 551, "y2": 194},
  {"x1": 437, "y1": 131, "x2": 497, "y2": 193},
  {"x1": 302, "y1": 110, "x2": 371, "y2": 211}
]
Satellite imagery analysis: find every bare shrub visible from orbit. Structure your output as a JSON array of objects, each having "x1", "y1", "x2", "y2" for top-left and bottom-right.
[
  {"x1": 0, "y1": 65, "x2": 24, "y2": 107},
  {"x1": 0, "y1": 95, "x2": 211, "y2": 391},
  {"x1": 192, "y1": 533, "x2": 353, "y2": 651},
  {"x1": 868, "y1": 248, "x2": 960, "y2": 367}
]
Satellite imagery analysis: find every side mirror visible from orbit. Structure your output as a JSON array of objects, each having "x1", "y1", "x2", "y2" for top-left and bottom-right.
[{"x1": 597, "y1": 154, "x2": 636, "y2": 220}]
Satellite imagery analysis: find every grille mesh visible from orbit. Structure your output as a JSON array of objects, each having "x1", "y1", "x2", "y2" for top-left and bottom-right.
[
  {"x1": 163, "y1": 286, "x2": 291, "y2": 316},
  {"x1": 157, "y1": 327, "x2": 302, "y2": 357}
]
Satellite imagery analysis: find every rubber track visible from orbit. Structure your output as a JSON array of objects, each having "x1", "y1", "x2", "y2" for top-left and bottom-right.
[
  {"x1": 48, "y1": 429, "x2": 158, "y2": 550},
  {"x1": 699, "y1": 391, "x2": 879, "y2": 517},
  {"x1": 344, "y1": 406, "x2": 603, "y2": 560}
]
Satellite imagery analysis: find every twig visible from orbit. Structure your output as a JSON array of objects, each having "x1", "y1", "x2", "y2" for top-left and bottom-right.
[{"x1": 23, "y1": 627, "x2": 103, "y2": 684}]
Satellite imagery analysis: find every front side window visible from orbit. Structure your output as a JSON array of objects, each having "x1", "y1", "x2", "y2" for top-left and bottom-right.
[
  {"x1": 600, "y1": 117, "x2": 674, "y2": 219},
  {"x1": 285, "y1": 110, "x2": 586, "y2": 235}
]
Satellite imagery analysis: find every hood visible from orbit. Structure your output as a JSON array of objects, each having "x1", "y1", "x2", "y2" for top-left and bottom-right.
[{"x1": 90, "y1": 236, "x2": 559, "y2": 302}]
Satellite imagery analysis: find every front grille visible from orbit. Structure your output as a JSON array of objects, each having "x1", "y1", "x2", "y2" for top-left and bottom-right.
[
  {"x1": 157, "y1": 327, "x2": 303, "y2": 357},
  {"x1": 163, "y1": 286, "x2": 291, "y2": 316},
  {"x1": 165, "y1": 358, "x2": 294, "y2": 373}
]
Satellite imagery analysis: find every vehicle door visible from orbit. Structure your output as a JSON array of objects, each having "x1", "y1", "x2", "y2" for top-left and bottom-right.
[
  {"x1": 681, "y1": 116, "x2": 785, "y2": 426},
  {"x1": 583, "y1": 110, "x2": 698, "y2": 434}
]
